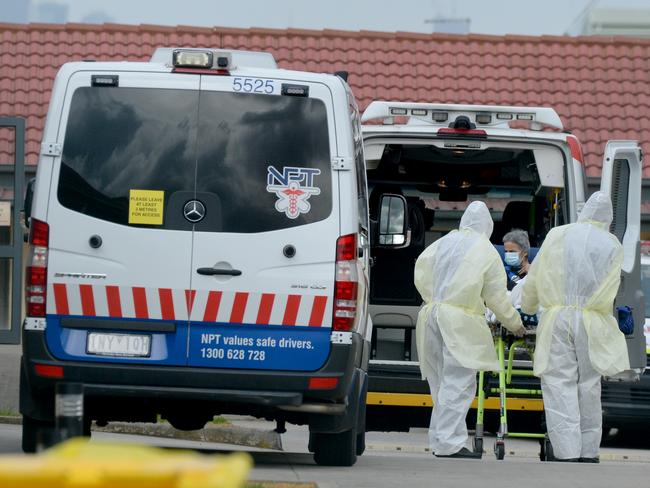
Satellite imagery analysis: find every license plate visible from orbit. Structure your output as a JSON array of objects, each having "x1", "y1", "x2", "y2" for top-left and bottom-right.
[{"x1": 87, "y1": 332, "x2": 151, "y2": 358}]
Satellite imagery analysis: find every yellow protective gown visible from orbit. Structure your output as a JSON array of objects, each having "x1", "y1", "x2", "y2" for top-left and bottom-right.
[
  {"x1": 521, "y1": 192, "x2": 629, "y2": 378},
  {"x1": 415, "y1": 201, "x2": 522, "y2": 377},
  {"x1": 521, "y1": 191, "x2": 628, "y2": 460}
]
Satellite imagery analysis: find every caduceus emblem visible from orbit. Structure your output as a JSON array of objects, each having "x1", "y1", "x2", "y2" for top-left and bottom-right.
[{"x1": 266, "y1": 165, "x2": 321, "y2": 219}]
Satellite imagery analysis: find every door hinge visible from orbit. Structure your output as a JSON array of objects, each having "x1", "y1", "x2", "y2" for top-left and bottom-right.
[
  {"x1": 41, "y1": 142, "x2": 62, "y2": 157},
  {"x1": 332, "y1": 157, "x2": 353, "y2": 171}
]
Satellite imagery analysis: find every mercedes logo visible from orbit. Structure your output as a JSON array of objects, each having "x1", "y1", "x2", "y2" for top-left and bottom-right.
[{"x1": 183, "y1": 200, "x2": 206, "y2": 223}]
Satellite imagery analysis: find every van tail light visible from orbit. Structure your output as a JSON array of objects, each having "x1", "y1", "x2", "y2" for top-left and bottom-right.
[
  {"x1": 566, "y1": 135, "x2": 585, "y2": 165},
  {"x1": 26, "y1": 219, "x2": 49, "y2": 318},
  {"x1": 332, "y1": 234, "x2": 358, "y2": 331}
]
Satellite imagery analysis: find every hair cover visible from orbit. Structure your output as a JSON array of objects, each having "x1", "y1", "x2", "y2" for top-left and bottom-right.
[
  {"x1": 460, "y1": 201, "x2": 494, "y2": 238},
  {"x1": 578, "y1": 191, "x2": 613, "y2": 229}
]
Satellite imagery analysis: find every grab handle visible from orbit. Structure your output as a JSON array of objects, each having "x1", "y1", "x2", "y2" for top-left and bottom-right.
[{"x1": 196, "y1": 267, "x2": 242, "y2": 276}]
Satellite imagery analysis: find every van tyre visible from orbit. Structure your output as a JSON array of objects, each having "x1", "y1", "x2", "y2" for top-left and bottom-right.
[
  {"x1": 22, "y1": 415, "x2": 55, "y2": 453},
  {"x1": 311, "y1": 429, "x2": 358, "y2": 466},
  {"x1": 356, "y1": 430, "x2": 366, "y2": 456}
]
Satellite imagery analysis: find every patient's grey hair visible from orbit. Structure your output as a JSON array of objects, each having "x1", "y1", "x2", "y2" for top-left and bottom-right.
[{"x1": 503, "y1": 229, "x2": 530, "y2": 254}]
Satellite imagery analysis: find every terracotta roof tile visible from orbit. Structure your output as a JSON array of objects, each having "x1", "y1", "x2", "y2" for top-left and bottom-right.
[{"x1": 2, "y1": 22, "x2": 650, "y2": 174}]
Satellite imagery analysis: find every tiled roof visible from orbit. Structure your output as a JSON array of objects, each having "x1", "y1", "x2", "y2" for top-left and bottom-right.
[{"x1": 2, "y1": 22, "x2": 650, "y2": 177}]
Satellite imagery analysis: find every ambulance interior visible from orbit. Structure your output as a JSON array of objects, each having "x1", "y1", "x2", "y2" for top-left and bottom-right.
[{"x1": 365, "y1": 140, "x2": 571, "y2": 362}]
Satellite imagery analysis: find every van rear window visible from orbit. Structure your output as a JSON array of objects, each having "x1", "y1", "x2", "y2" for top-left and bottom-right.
[{"x1": 58, "y1": 86, "x2": 332, "y2": 232}]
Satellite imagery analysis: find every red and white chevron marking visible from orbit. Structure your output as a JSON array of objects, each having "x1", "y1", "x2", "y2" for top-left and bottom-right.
[{"x1": 48, "y1": 284, "x2": 331, "y2": 327}]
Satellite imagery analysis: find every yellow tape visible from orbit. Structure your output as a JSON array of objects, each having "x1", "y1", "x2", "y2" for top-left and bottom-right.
[{"x1": 367, "y1": 392, "x2": 544, "y2": 411}]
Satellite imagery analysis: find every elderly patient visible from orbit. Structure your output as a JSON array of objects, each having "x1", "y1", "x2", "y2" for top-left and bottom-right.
[{"x1": 502, "y1": 229, "x2": 530, "y2": 292}]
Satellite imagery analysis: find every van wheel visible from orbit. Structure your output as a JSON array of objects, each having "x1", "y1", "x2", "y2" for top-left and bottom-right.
[
  {"x1": 83, "y1": 417, "x2": 92, "y2": 437},
  {"x1": 22, "y1": 415, "x2": 55, "y2": 453},
  {"x1": 356, "y1": 430, "x2": 366, "y2": 456},
  {"x1": 312, "y1": 429, "x2": 358, "y2": 466}
]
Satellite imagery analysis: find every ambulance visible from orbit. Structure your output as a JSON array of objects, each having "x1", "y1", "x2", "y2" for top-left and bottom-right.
[
  {"x1": 360, "y1": 101, "x2": 646, "y2": 431},
  {"x1": 20, "y1": 48, "x2": 371, "y2": 466}
]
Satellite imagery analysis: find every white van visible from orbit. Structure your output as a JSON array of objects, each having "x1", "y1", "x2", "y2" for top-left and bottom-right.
[
  {"x1": 20, "y1": 48, "x2": 371, "y2": 466},
  {"x1": 360, "y1": 101, "x2": 646, "y2": 431}
]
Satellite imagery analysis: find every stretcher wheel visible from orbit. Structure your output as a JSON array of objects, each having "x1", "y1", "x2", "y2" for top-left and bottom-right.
[
  {"x1": 473, "y1": 437, "x2": 483, "y2": 454},
  {"x1": 494, "y1": 441, "x2": 505, "y2": 460},
  {"x1": 542, "y1": 437, "x2": 555, "y2": 461},
  {"x1": 540, "y1": 437, "x2": 553, "y2": 462}
]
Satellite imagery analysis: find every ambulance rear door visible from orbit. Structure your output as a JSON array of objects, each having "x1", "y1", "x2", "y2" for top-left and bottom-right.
[
  {"x1": 600, "y1": 140, "x2": 646, "y2": 374},
  {"x1": 185, "y1": 74, "x2": 339, "y2": 371}
]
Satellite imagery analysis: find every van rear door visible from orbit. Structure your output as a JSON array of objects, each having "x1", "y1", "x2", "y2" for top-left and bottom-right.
[
  {"x1": 46, "y1": 71, "x2": 200, "y2": 365},
  {"x1": 600, "y1": 140, "x2": 646, "y2": 374},
  {"x1": 186, "y1": 76, "x2": 338, "y2": 371}
]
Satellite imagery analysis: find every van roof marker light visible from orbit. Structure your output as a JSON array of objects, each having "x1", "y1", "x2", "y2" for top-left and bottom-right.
[
  {"x1": 475, "y1": 113, "x2": 492, "y2": 124},
  {"x1": 91, "y1": 75, "x2": 118, "y2": 87},
  {"x1": 281, "y1": 84, "x2": 309, "y2": 97},
  {"x1": 432, "y1": 112, "x2": 448, "y2": 122}
]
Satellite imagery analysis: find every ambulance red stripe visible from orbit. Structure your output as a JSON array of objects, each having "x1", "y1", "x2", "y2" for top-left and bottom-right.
[
  {"x1": 308, "y1": 296, "x2": 328, "y2": 327},
  {"x1": 132, "y1": 287, "x2": 149, "y2": 319},
  {"x1": 49, "y1": 284, "x2": 330, "y2": 327},
  {"x1": 256, "y1": 293, "x2": 275, "y2": 324},
  {"x1": 230, "y1": 292, "x2": 249, "y2": 323},
  {"x1": 282, "y1": 294, "x2": 301, "y2": 326},
  {"x1": 185, "y1": 289, "x2": 197, "y2": 316},
  {"x1": 159, "y1": 288, "x2": 175, "y2": 320},
  {"x1": 53, "y1": 283, "x2": 69, "y2": 315},
  {"x1": 203, "y1": 291, "x2": 222, "y2": 322},
  {"x1": 105, "y1": 285, "x2": 122, "y2": 318},
  {"x1": 79, "y1": 284, "x2": 96, "y2": 316}
]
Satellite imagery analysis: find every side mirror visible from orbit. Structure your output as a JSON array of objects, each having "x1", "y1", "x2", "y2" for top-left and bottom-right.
[
  {"x1": 24, "y1": 178, "x2": 35, "y2": 229},
  {"x1": 377, "y1": 194, "x2": 410, "y2": 248}
]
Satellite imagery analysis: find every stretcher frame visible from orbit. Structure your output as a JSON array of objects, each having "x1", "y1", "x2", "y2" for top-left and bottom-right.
[{"x1": 474, "y1": 326, "x2": 548, "y2": 460}]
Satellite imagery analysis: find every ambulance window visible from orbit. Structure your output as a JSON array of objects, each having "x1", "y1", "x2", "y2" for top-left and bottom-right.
[
  {"x1": 58, "y1": 87, "x2": 198, "y2": 227},
  {"x1": 195, "y1": 91, "x2": 332, "y2": 233}
]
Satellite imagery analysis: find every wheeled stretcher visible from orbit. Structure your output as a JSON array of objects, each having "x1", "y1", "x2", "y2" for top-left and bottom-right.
[{"x1": 473, "y1": 316, "x2": 552, "y2": 460}]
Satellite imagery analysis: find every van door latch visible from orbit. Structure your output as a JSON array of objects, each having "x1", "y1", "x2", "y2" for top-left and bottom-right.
[
  {"x1": 331, "y1": 157, "x2": 353, "y2": 171},
  {"x1": 41, "y1": 142, "x2": 62, "y2": 156}
]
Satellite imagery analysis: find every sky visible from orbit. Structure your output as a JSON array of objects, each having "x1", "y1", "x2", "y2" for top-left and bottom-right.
[{"x1": 11, "y1": 0, "x2": 650, "y2": 36}]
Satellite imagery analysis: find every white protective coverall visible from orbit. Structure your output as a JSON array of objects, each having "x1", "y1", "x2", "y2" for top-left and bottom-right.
[
  {"x1": 414, "y1": 201, "x2": 523, "y2": 455},
  {"x1": 521, "y1": 191, "x2": 629, "y2": 460}
]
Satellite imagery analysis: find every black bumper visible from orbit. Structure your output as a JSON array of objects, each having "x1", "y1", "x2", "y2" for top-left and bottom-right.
[
  {"x1": 602, "y1": 369, "x2": 650, "y2": 427},
  {"x1": 368, "y1": 362, "x2": 427, "y2": 394},
  {"x1": 21, "y1": 329, "x2": 366, "y2": 420}
]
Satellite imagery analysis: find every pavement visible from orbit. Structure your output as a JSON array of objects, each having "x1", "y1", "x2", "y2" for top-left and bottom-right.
[
  {"x1": 1, "y1": 420, "x2": 650, "y2": 488},
  {"x1": 0, "y1": 345, "x2": 20, "y2": 413},
  {"x1": 3, "y1": 343, "x2": 650, "y2": 487}
]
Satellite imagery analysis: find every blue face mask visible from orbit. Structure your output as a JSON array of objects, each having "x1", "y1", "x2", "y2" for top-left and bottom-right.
[{"x1": 504, "y1": 251, "x2": 521, "y2": 267}]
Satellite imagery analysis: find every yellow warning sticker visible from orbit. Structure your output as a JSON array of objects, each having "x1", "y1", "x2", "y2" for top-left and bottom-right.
[{"x1": 128, "y1": 189, "x2": 164, "y2": 225}]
